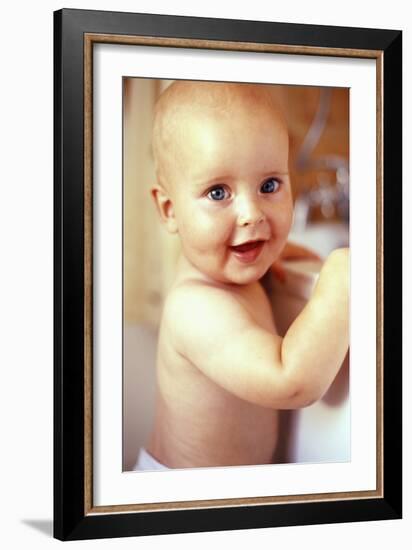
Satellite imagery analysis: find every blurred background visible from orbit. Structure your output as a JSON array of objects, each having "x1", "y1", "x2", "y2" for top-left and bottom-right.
[{"x1": 123, "y1": 79, "x2": 350, "y2": 471}]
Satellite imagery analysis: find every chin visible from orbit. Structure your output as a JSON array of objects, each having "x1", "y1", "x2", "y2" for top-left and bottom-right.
[
  {"x1": 229, "y1": 243, "x2": 281, "y2": 285},
  {"x1": 226, "y1": 264, "x2": 269, "y2": 286},
  {"x1": 194, "y1": 254, "x2": 271, "y2": 286}
]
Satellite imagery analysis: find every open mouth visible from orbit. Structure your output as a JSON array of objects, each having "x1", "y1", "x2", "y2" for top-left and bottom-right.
[{"x1": 229, "y1": 240, "x2": 265, "y2": 263}]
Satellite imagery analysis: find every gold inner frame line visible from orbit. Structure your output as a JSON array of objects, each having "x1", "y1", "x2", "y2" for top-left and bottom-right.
[{"x1": 83, "y1": 33, "x2": 384, "y2": 515}]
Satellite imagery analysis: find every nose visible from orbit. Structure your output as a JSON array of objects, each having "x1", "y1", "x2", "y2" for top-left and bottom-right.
[{"x1": 236, "y1": 195, "x2": 265, "y2": 227}]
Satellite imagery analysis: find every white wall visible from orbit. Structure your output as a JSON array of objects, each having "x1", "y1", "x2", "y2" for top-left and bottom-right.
[{"x1": 0, "y1": 1, "x2": 409, "y2": 549}]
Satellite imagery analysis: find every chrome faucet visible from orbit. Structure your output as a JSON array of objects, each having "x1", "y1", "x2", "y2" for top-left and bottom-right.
[{"x1": 292, "y1": 88, "x2": 350, "y2": 232}]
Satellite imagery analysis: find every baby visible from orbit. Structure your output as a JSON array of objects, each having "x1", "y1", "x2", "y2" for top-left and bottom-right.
[{"x1": 135, "y1": 81, "x2": 349, "y2": 470}]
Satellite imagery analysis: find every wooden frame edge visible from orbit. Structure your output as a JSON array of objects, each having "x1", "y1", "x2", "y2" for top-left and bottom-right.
[
  {"x1": 376, "y1": 51, "x2": 384, "y2": 499},
  {"x1": 85, "y1": 32, "x2": 382, "y2": 58},
  {"x1": 84, "y1": 32, "x2": 94, "y2": 515}
]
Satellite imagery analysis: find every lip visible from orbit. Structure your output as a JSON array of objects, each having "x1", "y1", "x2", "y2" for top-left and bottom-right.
[{"x1": 229, "y1": 239, "x2": 265, "y2": 264}]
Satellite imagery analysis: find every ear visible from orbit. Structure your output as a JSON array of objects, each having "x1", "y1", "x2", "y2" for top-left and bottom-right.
[{"x1": 150, "y1": 184, "x2": 178, "y2": 234}]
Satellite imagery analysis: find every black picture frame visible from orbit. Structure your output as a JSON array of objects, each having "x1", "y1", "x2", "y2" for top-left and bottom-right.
[{"x1": 54, "y1": 8, "x2": 402, "y2": 541}]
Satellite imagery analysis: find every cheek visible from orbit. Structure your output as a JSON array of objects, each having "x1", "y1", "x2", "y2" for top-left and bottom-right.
[
  {"x1": 183, "y1": 208, "x2": 233, "y2": 250},
  {"x1": 281, "y1": 207, "x2": 294, "y2": 235},
  {"x1": 270, "y1": 202, "x2": 293, "y2": 236}
]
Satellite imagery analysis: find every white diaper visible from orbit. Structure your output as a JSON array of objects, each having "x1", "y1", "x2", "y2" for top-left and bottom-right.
[{"x1": 133, "y1": 448, "x2": 169, "y2": 471}]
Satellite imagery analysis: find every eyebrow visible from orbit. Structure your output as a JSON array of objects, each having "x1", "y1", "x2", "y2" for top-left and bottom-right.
[
  {"x1": 191, "y1": 175, "x2": 232, "y2": 188},
  {"x1": 261, "y1": 170, "x2": 290, "y2": 177},
  {"x1": 192, "y1": 170, "x2": 290, "y2": 187}
]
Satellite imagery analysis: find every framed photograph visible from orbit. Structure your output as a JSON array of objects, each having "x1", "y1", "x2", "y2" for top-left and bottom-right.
[{"x1": 54, "y1": 8, "x2": 402, "y2": 541}]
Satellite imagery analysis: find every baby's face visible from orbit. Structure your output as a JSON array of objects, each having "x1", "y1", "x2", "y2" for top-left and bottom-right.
[{"x1": 167, "y1": 105, "x2": 293, "y2": 285}]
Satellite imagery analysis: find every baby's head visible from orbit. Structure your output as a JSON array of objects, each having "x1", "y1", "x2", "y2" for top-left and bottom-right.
[{"x1": 151, "y1": 80, "x2": 293, "y2": 285}]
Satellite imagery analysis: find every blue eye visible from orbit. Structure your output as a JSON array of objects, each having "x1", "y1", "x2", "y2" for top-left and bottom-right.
[
  {"x1": 208, "y1": 186, "x2": 228, "y2": 201},
  {"x1": 261, "y1": 178, "x2": 280, "y2": 193}
]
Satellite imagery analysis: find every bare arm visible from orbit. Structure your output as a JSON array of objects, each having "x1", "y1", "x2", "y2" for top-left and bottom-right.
[
  {"x1": 167, "y1": 248, "x2": 349, "y2": 409},
  {"x1": 280, "y1": 247, "x2": 349, "y2": 405}
]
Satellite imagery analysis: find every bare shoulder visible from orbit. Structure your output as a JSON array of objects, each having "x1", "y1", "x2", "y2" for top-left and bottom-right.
[
  {"x1": 162, "y1": 280, "x2": 252, "y2": 354},
  {"x1": 158, "y1": 278, "x2": 289, "y2": 408},
  {"x1": 163, "y1": 279, "x2": 248, "y2": 326}
]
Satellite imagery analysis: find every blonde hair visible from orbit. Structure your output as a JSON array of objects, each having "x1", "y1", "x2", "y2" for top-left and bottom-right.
[{"x1": 152, "y1": 80, "x2": 287, "y2": 189}]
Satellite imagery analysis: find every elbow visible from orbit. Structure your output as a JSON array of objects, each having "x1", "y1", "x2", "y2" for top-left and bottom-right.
[
  {"x1": 294, "y1": 390, "x2": 321, "y2": 408},
  {"x1": 278, "y1": 375, "x2": 324, "y2": 409},
  {"x1": 261, "y1": 364, "x2": 325, "y2": 410},
  {"x1": 293, "y1": 382, "x2": 325, "y2": 408}
]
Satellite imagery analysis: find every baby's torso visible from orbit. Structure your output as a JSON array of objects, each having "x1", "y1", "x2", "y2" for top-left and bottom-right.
[{"x1": 147, "y1": 277, "x2": 280, "y2": 469}]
